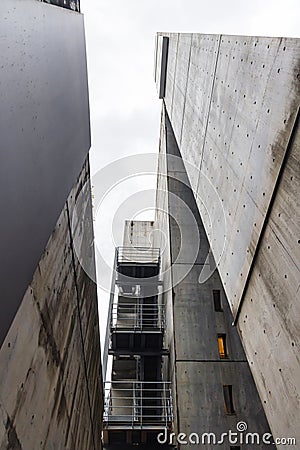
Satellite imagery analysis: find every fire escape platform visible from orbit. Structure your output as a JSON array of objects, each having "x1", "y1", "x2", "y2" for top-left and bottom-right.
[
  {"x1": 110, "y1": 331, "x2": 164, "y2": 352},
  {"x1": 102, "y1": 428, "x2": 173, "y2": 446}
]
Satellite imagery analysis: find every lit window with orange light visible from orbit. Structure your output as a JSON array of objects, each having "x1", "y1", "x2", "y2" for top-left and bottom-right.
[{"x1": 217, "y1": 334, "x2": 227, "y2": 358}]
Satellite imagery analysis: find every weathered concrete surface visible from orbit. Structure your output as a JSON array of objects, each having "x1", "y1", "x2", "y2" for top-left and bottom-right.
[
  {"x1": 155, "y1": 106, "x2": 273, "y2": 449},
  {"x1": 0, "y1": 160, "x2": 103, "y2": 450},
  {"x1": 123, "y1": 220, "x2": 155, "y2": 247},
  {"x1": 237, "y1": 118, "x2": 300, "y2": 444},
  {"x1": 156, "y1": 33, "x2": 299, "y2": 317},
  {"x1": 155, "y1": 33, "x2": 300, "y2": 446}
]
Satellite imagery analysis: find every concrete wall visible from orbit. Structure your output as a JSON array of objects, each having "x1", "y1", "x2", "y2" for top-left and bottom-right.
[
  {"x1": 237, "y1": 118, "x2": 300, "y2": 441},
  {"x1": 123, "y1": 220, "x2": 155, "y2": 248},
  {"x1": 155, "y1": 33, "x2": 300, "y2": 446},
  {"x1": 0, "y1": 0, "x2": 91, "y2": 344},
  {"x1": 155, "y1": 32, "x2": 299, "y2": 317},
  {"x1": 155, "y1": 105, "x2": 273, "y2": 449},
  {"x1": 0, "y1": 159, "x2": 103, "y2": 450}
]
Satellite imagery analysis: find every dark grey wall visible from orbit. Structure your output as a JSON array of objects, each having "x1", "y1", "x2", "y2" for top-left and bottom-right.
[{"x1": 0, "y1": 0, "x2": 91, "y2": 345}]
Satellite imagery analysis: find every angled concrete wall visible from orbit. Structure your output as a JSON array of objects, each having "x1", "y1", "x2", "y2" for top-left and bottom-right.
[
  {"x1": 236, "y1": 118, "x2": 300, "y2": 440},
  {"x1": 0, "y1": 160, "x2": 103, "y2": 450},
  {"x1": 155, "y1": 32, "x2": 300, "y2": 446},
  {"x1": 155, "y1": 32, "x2": 299, "y2": 317}
]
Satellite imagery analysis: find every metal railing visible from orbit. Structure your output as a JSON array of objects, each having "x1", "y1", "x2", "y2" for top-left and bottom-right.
[
  {"x1": 117, "y1": 247, "x2": 160, "y2": 265},
  {"x1": 111, "y1": 300, "x2": 165, "y2": 331},
  {"x1": 39, "y1": 0, "x2": 80, "y2": 12},
  {"x1": 103, "y1": 381, "x2": 173, "y2": 427}
]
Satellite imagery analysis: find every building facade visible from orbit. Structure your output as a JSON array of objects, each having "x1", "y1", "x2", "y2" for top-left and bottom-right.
[
  {"x1": 103, "y1": 168, "x2": 274, "y2": 450},
  {"x1": 154, "y1": 32, "x2": 300, "y2": 446},
  {"x1": 155, "y1": 105, "x2": 275, "y2": 449},
  {"x1": 0, "y1": 1, "x2": 102, "y2": 448}
]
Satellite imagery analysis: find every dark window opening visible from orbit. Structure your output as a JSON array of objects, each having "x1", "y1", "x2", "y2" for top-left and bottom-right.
[
  {"x1": 213, "y1": 289, "x2": 222, "y2": 311},
  {"x1": 158, "y1": 37, "x2": 169, "y2": 99},
  {"x1": 230, "y1": 447, "x2": 241, "y2": 450},
  {"x1": 223, "y1": 385, "x2": 235, "y2": 415},
  {"x1": 218, "y1": 334, "x2": 228, "y2": 358},
  {"x1": 40, "y1": 0, "x2": 80, "y2": 13}
]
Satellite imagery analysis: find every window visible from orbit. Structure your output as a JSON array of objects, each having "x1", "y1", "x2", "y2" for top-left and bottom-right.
[
  {"x1": 217, "y1": 334, "x2": 228, "y2": 358},
  {"x1": 223, "y1": 385, "x2": 235, "y2": 415},
  {"x1": 213, "y1": 290, "x2": 222, "y2": 311},
  {"x1": 230, "y1": 447, "x2": 241, "y2": 450},
  {"x1": 40, "y1": 0, "x2": 80, "y2": 12}
]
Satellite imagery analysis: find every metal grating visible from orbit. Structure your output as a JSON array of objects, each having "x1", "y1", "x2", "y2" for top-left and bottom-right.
[{"x1": 117, "y1": 247, "x2": 160, "y2": 265}]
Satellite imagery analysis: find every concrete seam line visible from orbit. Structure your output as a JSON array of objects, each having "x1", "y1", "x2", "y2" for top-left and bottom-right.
[{"x1": 66, "y1": 199, "x2": 97, "y2": 450}]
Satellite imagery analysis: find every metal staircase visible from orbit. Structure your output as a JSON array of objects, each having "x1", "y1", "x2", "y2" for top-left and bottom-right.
[{"x1": 103, "y1": 247, "x2": 173, "y2": 446}]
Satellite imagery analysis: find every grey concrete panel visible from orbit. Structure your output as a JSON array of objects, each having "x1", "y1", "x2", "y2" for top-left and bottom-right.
[
  {"x1": 164, "y1": 111, "x2": 211, "y2": 266},
  {"x1": 237, "y1": 125, "x2": 300, "y2": 445},
  {"x1": 0, "y1": 403, "x2": 7, "y2": 448},
  {"x1": 180, "y1": 34, "x2": 220, "y2": 190},
  {"x1": 123, "y1": 220, "x2": 155, "y2": 248},
  {"x1": 66, "y1": 162, "x2": 102, "y2": 440},
  {"x1": 170, "y1": 34, "x2": 193, "y2": 152},
  {"x1": 155, "y1": 110, "x2": 179, "y2": 434},
  {"x1": 0, "y1": 0, "x2": 91, "y2": 345},
  {"x1": 198, "y1": 35, "x2": 299, "y2": 314},
  {"x1": 171, "y1": 264, "x2": 247, "y2": 362},
  {"x1": 266, "y1": 127, "x2": 300, "y2": 270},
  {"x1": 176, "y1": 361, "x2": 274, "y2": 449}
]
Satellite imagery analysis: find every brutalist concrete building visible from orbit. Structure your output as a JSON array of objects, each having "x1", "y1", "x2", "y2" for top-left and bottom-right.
[
  {"x1": 154, "y1": 33, "x2": 300, "y2": 447},
  {"x1": 103, "y1": 32, "x2": 299, "y2": 450},
  {"x1": 0, "y1": 1, "x2": 102, "y2": 449},
  {"x1": 103, "y1": 210, "x2": 274, "y2": 449}
]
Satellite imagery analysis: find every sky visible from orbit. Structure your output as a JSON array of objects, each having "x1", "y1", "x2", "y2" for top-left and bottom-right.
[{"x1": 80, "y1": 0, "x2": 299, "y2": 351}]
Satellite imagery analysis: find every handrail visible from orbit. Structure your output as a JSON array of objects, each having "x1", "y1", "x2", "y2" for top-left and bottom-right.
[
  {"x1": 110, "y1": 299, "x2": 165, "y2": 331},
  {"x1": 103, "y1": 381, "x2": 173, "y2": 427}
]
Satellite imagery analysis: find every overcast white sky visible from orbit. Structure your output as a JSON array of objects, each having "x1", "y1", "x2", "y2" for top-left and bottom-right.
[{"x1": 80, "y1": 0, "x2": 299, "y2": 350}]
